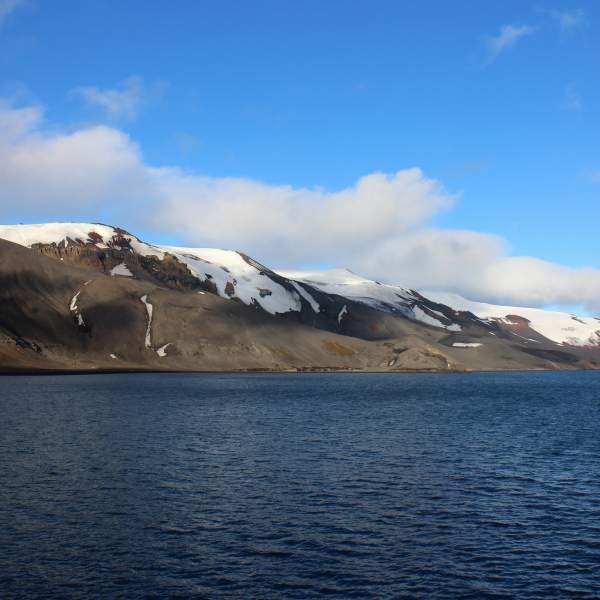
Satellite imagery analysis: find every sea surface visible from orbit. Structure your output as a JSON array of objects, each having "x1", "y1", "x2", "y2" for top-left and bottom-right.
[{"x1": 1, "y1": 372, "x2": 600, "y2": 599}]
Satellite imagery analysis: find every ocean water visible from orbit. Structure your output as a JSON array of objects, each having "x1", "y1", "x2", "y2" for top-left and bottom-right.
[{"x1": 1, "y1": 372, "x2": 600, "y2": 599}]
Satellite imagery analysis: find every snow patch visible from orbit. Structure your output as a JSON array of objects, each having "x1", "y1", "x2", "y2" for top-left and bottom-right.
[
  {"x1": 411, "y1": 305, "x2": 462, "y2": 331},
  {"x1": 140, "y1": 295, "x2": 153, "y2": 348},
  {"x1": 163, "y1": 246, "x2": 302, "y2": 315},
  {"x1": 290, "y1": 281, "x2": 320, "y2": 313},
  {"x1": 338, "y1": 304, "x2": 348, "y2": 323},
  {"x1": 68, "y1": 289, "x2": 86, "y2": 327},
  {"x1": 109, "y1": 353, "x2": 118, "y2": 360},
  {"x1": 411, "y1": 306, "x2": 444, "y2": 328},
  {"x1": 156, "y1": 343, "x2": 171, "y2": 357},
  {"x1": 69, "y1": 291, "x2": 80, "y2": 312},
  {"x1": 110, "y1": 263, "x2": 133, "y2": 277},
  {"x1": 452, "y1": 342, "x2": 483, "y2": 348},
  {"x1": 428, "y1": 307, "x2": 448, "y2": 320}
]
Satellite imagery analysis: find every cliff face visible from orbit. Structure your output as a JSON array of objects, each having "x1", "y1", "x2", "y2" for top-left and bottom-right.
[
  {"x1": 31, "y1": 237, "x2": 212, "y2": 293},
  {"x1": 0, "y1": 223, "x2": 598, "y2": 374}
]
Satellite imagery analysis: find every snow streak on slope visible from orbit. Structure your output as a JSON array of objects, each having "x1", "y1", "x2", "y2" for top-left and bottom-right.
[
  {"x1": 427, "y1": 292, "x2": 600, "y2": 347},
  {"x1": 140, "y1": 295, "x2": 153, "y2": 348},
  {"x1": 289, "y1": 281, "x2": 320, "y2": 313},
  {"x1": 69, "y1": 290, "x2": 86, "y2": 327},
  {"x1": 69, "y1": 291, "x2": 81, "y2": 312}
]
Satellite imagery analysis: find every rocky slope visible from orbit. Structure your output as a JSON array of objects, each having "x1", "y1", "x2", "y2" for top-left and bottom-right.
[{"x1": 0, "y1": 223, "x2": 599, "y2": 373}]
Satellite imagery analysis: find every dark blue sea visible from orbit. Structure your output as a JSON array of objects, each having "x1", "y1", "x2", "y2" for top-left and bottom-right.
[{"x1": 1, "y1": 372, "x2": 600, "y2": 599}]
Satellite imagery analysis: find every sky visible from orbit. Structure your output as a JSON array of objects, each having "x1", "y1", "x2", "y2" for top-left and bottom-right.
[{"x1": 1, "y1": 0, "x2": 600, "y2": 311}]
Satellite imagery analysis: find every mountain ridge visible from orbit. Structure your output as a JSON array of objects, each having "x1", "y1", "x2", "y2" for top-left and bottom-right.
[{"x1": 1, "y1": 222, "x2": 599, "y2": 373}]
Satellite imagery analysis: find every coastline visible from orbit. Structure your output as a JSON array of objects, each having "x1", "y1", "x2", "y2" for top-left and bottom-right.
[{"x1": 0, "y1": 365, "x2": 591, "y2": 377}]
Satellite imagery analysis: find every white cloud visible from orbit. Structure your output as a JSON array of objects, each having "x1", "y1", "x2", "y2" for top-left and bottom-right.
[
  {"x1": 0, "y1": 99, "x2": 42, "y2": 137},
  {"x1": 150, "y1": 168, "x2": 453, "y2": 263},
  {"x1": 2, "y1": 99, "x2": 600, "y2": 312},
  {"x1": 354, "y1": 233, "x2": 600, "y2": 311},
  {"x1": 0, "y1": 0, "x2": 24, "y2": 27},
  {"x1": 0, "y1": 102, "x2": 153, "y2": 215},
  {"x1": 547, "y1": 8, "x2": 586, "y2": 33},
  {"x1": 351, "y1": 229, "x2": 508, "y2": 295},
  {"x1": 484, "y1": 24, "x2": 536, "y2": 60},
  {"x1": 72, "y1": 76, "x2": 151, "y2": 121}
]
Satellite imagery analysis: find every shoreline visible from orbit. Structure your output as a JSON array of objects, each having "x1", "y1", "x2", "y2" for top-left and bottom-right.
[{"x1": 0, "y1": 365, "x2": 594, "y2": 377}]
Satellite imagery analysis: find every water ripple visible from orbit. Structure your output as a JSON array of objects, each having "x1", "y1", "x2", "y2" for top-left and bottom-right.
[{"x1": 1, "y1": 371, "x2": 600, "y2": 598}]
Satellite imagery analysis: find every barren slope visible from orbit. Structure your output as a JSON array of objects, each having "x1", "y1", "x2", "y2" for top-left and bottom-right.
[{"x1": 1, "y1": 237, "x2": 598, "y2": 373}]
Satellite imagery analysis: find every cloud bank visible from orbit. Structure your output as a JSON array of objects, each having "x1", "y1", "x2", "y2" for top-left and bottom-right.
[{"x1": 1, "y1": 99, "x2": 600, "y2": 312}]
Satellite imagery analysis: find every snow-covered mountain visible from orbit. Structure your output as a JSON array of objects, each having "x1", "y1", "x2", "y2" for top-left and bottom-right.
[
  {"x1": 279, "y1": 267, "x2": 461, "y2": 331},
  {"x1": 1, "y1": 222, "x2": 599, "y2": 350},
  {"x1": 0, "y1": 223, "x2": 465, "y2": 333},
  {"x1": 0, "y1": 222, "x2": 163, "y2": 257},
  {"x1": 425, "y1": 292, "x2": 600, "y2": 348}
]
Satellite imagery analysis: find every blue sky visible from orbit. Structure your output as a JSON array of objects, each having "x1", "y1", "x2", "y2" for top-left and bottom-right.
[{"x1": 1, "y1": 1, "x2": 599, "y2": 310}]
